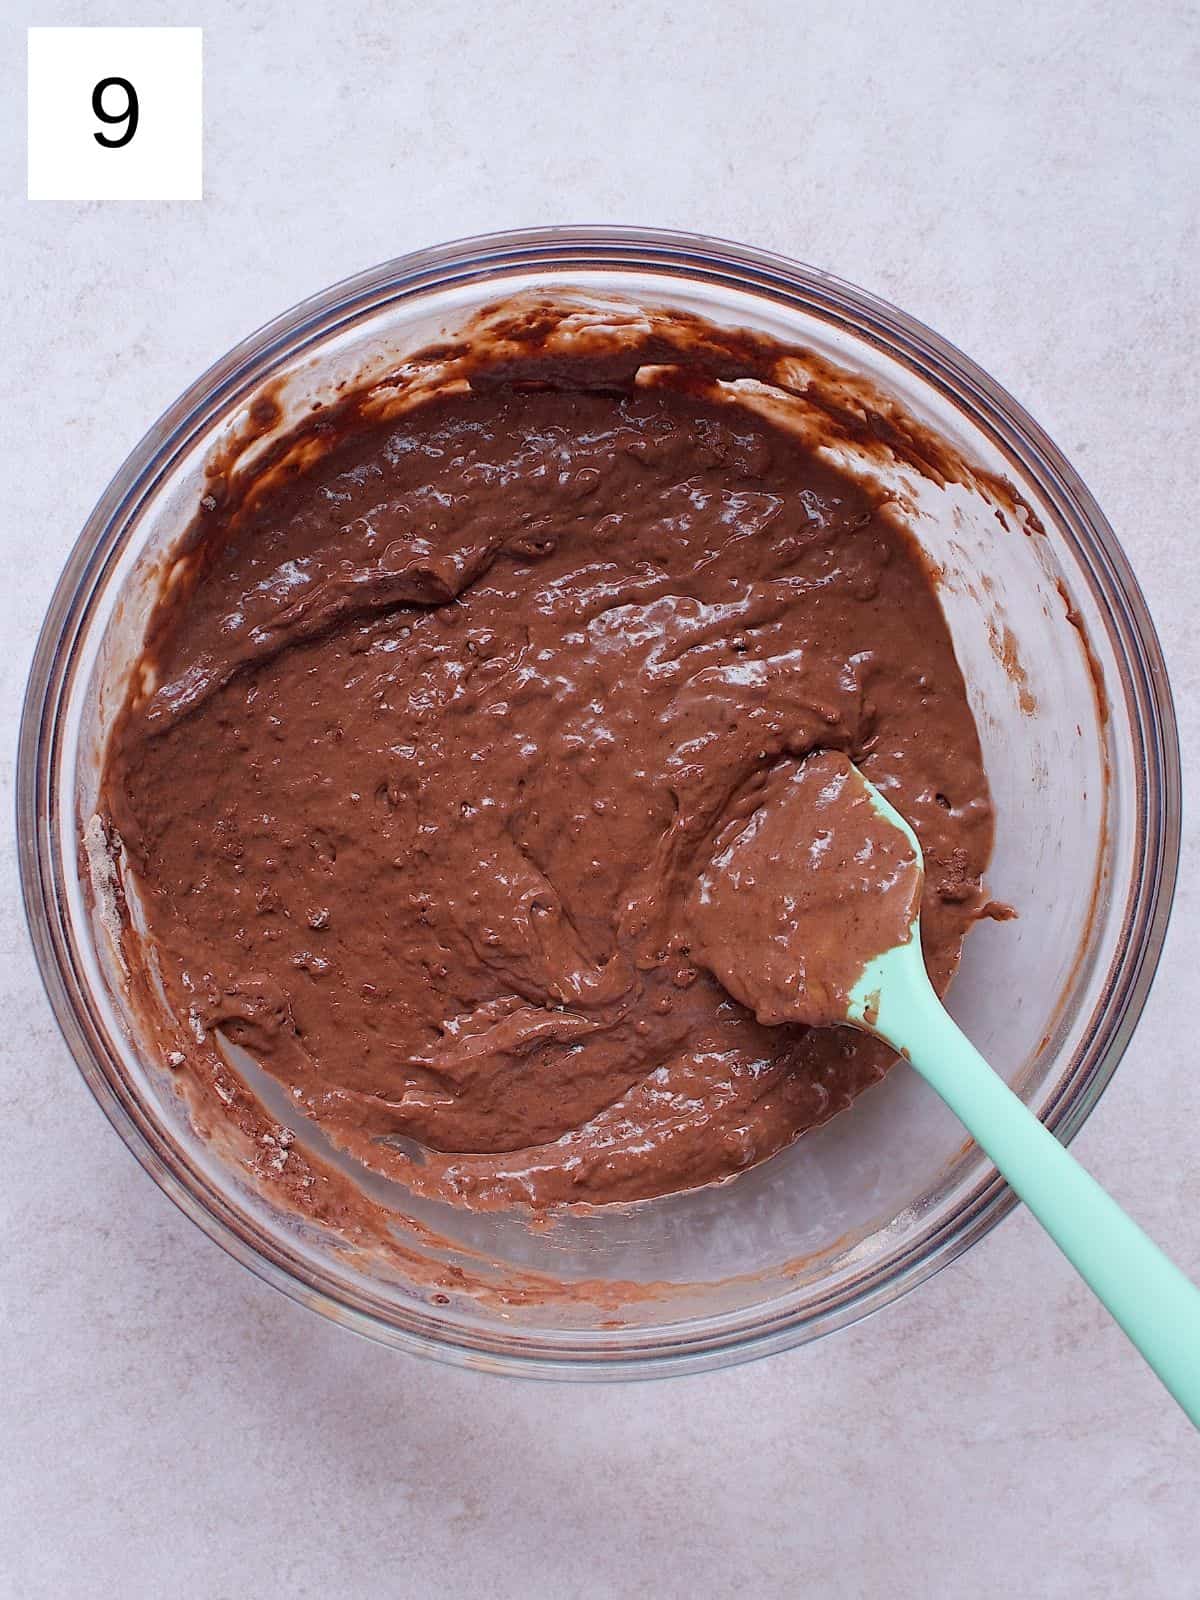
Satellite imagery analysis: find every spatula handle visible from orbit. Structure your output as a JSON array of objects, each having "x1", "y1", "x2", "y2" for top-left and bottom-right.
[{"x1": 882, "y1": 957, "x2": 1200, "y2": 1428}]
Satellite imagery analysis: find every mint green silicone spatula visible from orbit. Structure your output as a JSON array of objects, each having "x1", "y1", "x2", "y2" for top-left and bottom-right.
[{"x1": 691, "y1": 752, "x2": 1200, "y2": 1426}]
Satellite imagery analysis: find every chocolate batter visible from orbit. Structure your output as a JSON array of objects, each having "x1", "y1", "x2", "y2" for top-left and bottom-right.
[
  {"x1": 688, "y1": 750, "x2": 924, "y2": 1030},
  {"x1": 103, "y1": 359, "x2": 993, "y2": 1209}
]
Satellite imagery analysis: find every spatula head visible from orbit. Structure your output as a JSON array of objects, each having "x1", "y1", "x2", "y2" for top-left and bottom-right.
[{"x1": 686, "y1": 751, "x2": 925, "y2": 1030}]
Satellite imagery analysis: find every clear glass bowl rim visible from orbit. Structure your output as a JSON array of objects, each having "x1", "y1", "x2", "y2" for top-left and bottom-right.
[{"x1": 17, "y1": 224, "x2": 1182, "y2": 1380}]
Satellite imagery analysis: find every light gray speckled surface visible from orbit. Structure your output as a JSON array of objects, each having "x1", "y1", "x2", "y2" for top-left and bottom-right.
[{"x1": 2, "y1": 2, "x2": 1197, "y2": 1595}]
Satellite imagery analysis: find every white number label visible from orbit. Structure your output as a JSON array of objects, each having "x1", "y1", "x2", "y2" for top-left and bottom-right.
[{"x1": 27, "y1": 28, "x2": 202, "y2": 201}]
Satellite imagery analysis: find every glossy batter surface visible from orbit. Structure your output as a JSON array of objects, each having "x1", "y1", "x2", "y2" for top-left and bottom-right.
[{"x1": 105, "y1": 384, "x2": 993, "y2": 1207}]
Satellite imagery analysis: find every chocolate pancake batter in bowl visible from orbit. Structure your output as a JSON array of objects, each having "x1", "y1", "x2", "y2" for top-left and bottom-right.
[
  {"x1": 104, "y1": 357, "x2": 994, "y2": 1210},
  {"x1": 22, "y1": 230, "x2": 1178, "y2": 1375}
]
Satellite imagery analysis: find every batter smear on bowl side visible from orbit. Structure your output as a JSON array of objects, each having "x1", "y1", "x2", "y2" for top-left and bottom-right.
[{"x1": 102, "y1": 323, "x2": 994, "y2": 1210}]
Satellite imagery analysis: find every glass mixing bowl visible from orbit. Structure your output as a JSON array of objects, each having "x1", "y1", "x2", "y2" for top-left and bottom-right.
[{"x1": 19, "y1": 227, "x2": 1180, "y2": 1378}]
